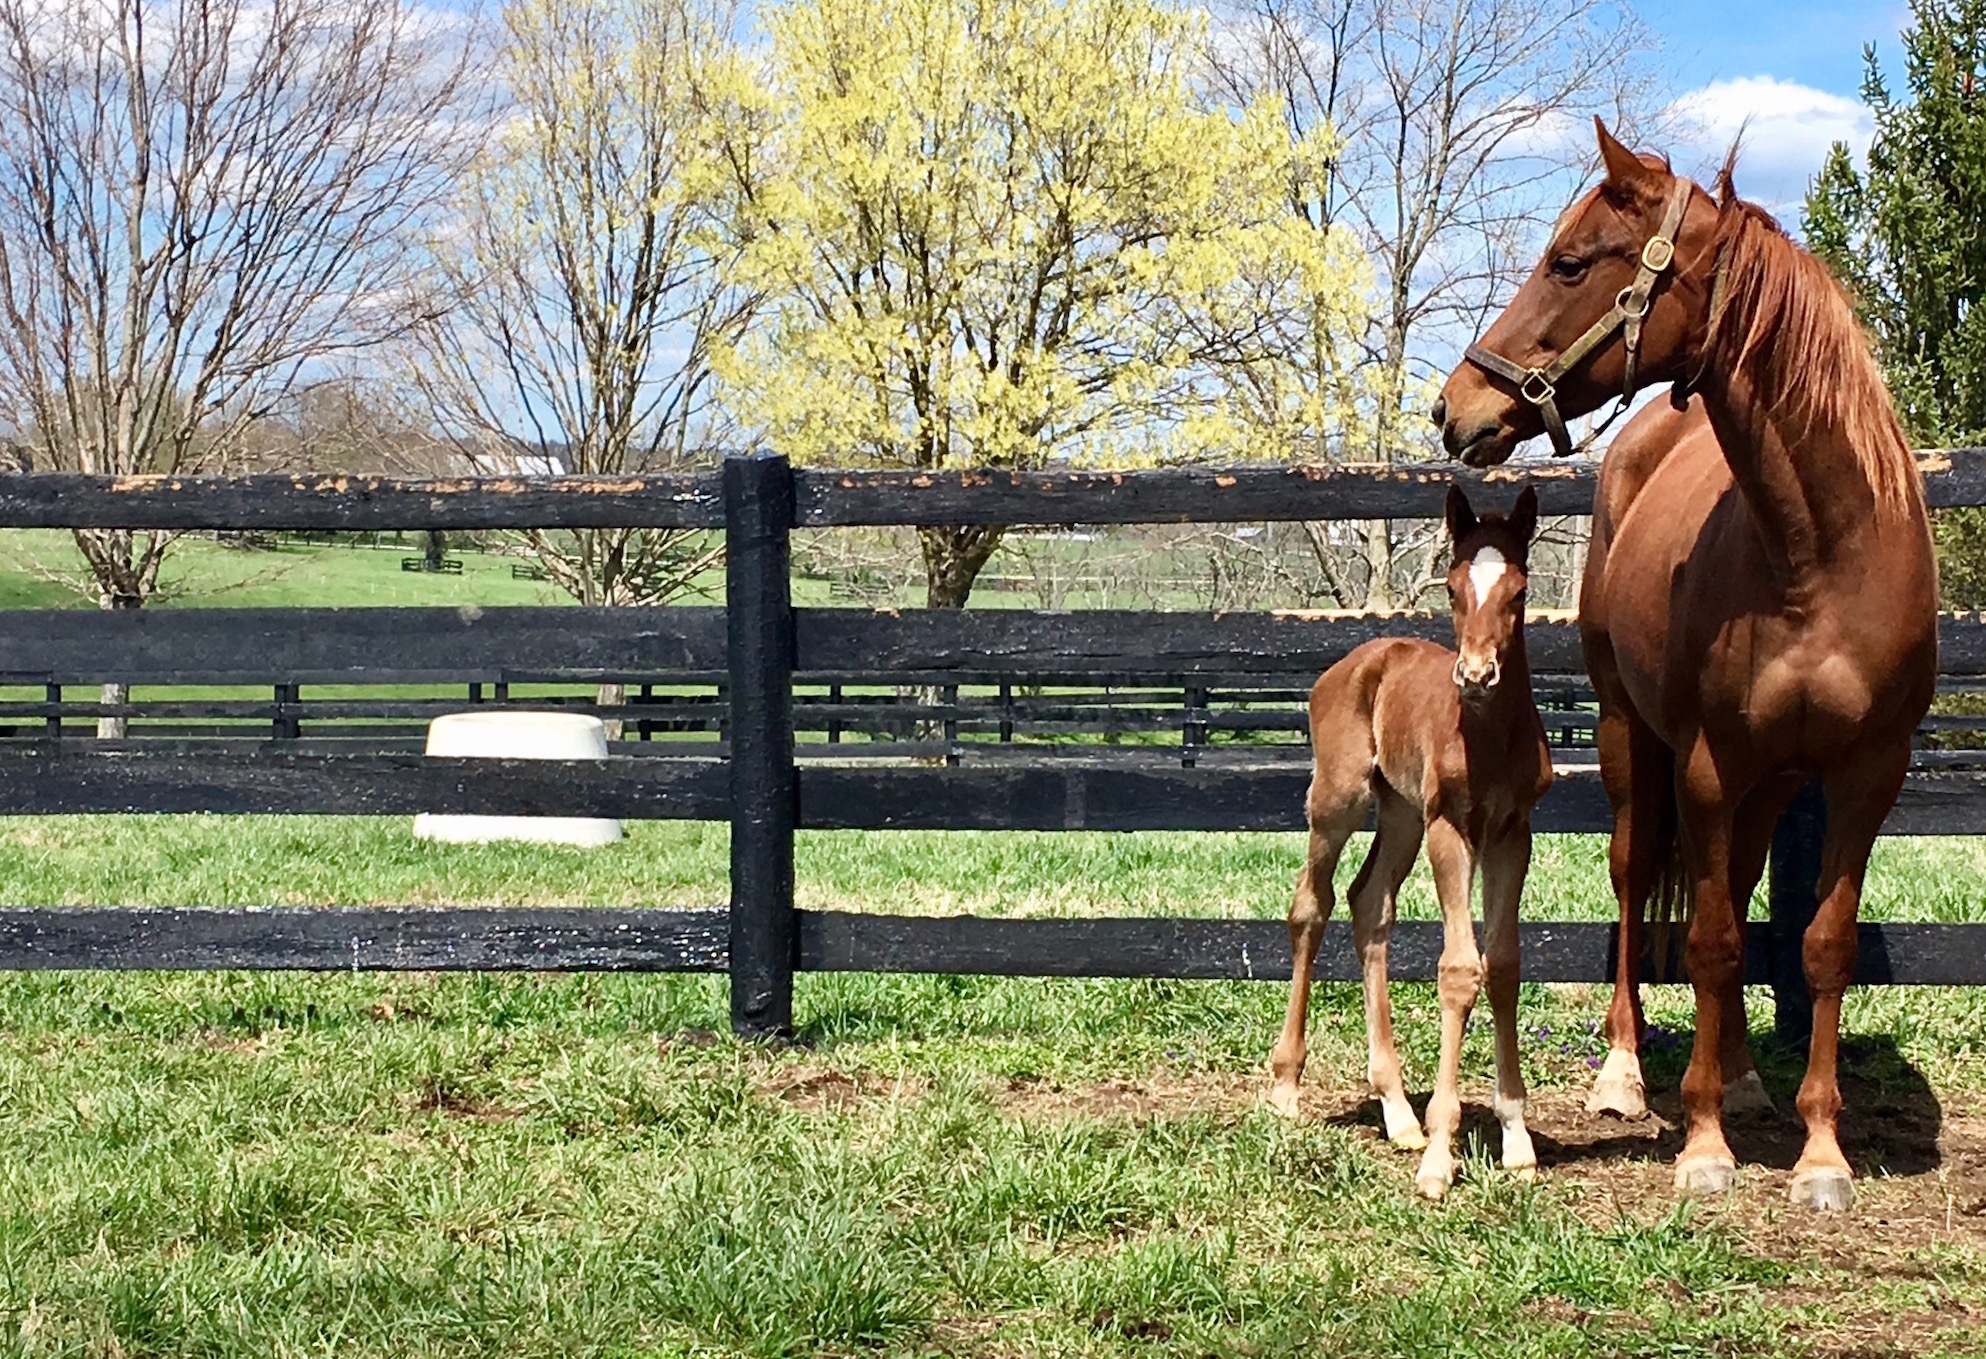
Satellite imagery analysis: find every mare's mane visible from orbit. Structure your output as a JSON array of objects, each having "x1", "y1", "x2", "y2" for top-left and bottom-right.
[{"x1": 1699, "y1": 165, "x2": 1920, "y2": 511}]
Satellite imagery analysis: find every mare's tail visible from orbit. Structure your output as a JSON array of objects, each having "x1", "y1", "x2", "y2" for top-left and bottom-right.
[{"x1": 1643, "y1": 771, "x2": 1694, "y2": 983}]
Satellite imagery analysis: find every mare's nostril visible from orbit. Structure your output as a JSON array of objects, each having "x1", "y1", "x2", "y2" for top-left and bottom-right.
[{"x1": 1429, "y1": 397, "x2": 1448, "y2": 429}]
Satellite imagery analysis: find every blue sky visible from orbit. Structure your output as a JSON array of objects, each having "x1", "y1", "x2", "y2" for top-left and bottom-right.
[{"x1": 1648, "y1": 1, "x2": 1910, "y2": 213}]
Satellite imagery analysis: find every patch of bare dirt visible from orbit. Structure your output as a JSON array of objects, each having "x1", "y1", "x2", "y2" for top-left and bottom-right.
[
  {"x1": 995, "y1": 1070, "x2": 1260, "y2": 1121},
  {"x1": 414, "y1": 1084, "x2": 525, "y2": 1123},
  {"x1": 764, "y1": 1066, "x2": 924, "y2": 1112}
]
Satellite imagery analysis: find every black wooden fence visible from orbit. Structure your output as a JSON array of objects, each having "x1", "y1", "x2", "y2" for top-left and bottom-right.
[{"x1": 7, "y1": 452, "x2": 1986, "y2": 1038}]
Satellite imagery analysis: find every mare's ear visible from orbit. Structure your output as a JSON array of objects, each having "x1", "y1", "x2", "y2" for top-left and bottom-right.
[
  {"x1": 1596, "y1": 118, "x2": 1656, "y2": 197},
  {"x1": 1509, "y1": 485, "x2": 1539, "y2": 548},
  {"x1": 1445, "y1": 485, "x2": 1477, "y2": 549}
]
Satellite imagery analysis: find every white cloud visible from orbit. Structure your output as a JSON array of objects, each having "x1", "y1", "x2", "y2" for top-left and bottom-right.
[{"x1": 1663, "y1": 77, "x2": 1872, "y2": 216}]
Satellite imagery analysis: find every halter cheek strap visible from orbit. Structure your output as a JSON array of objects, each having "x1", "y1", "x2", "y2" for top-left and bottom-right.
[{"x1": 1463, "y1": 177, "x2": 1696, "y2": 458}]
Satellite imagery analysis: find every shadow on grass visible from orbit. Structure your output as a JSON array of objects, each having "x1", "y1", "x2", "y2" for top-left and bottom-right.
[{"x1": 1326, "y1": 1029, "x2": 1942, "y2": 1180}]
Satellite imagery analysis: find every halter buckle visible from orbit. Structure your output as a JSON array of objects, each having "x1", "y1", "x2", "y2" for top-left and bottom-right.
[
  {"x1": 1640, "y1": 236, "x2": 1675, "y2": 272},
  {"x1": 1519, "y1": 369, "x2": 1556, "y2": 405}
]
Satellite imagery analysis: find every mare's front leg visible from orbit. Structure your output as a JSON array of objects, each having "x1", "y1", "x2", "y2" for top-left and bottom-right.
[
  {"x1": 1480, "y1": 822, "x2": 1535, "y2": 1179},
  {"x1": 1415, "y1": 812, "x2": 1481, "y2": 1200},
  {"x1": 1268, "y1": 807, "x2": 1360, "y2": 1117},
  {"x1": 1674, "y1": 747, "x2": 1744, "y2": 1196},
  {"x1": 1787, "y1": 744, "x2": 1909, "y2": 1211},
  {"x1": 1588, "y1": 701, "x2": 1672, "y2": 1119}
]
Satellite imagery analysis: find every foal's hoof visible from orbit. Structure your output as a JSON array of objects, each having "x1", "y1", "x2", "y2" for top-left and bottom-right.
[
  {"x1": 1789, "y1": 1167, "x2": 1855, "y2": 1212},
  {"x1": 1674, "y1": 1155, "x2": 1740, "y2": 1197},
  {"x1": 1585, "y1": 1050, "x2": 1648, "y2": 1120},
  {"x1": 1414, "y1": 1149, "x2": 1455, "y2": 1201},
  {"x1": 1382, "y1": 1104, "x2": 1428, "y2": 1151},
  {"x1": 1267, "y1": 1083, "x2": 1301, "y2": 1119},
  {"x1": 1722, "y1": 1070, "x2": 1775, "y2": 1119}
]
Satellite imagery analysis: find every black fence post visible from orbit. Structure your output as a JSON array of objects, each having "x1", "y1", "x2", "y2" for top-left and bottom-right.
[
  {"x1": 1767, "y1": 779, "x2": 1828, "y2": 1046},
  {"x1": 725, "y1": 452, "x2": 797, "y2": 1040}
]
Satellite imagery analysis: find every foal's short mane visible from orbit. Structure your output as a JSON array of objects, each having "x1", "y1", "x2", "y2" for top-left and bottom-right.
[{"x1": 1700, "y1": 180, "x2": 1920, "y2": 512}]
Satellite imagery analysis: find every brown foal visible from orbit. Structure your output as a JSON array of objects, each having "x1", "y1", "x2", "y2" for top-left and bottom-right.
[
  {"x1": 1435, "y1": 123, "x2": 1937, "y2": 1210},
  {"x1": 1268, "y1": 486, "x2": 1553, "y2": 1200}
]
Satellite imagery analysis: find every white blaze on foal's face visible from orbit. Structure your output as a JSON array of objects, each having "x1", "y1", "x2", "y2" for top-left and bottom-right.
[{"x1": 1467, "y1": 547, "x2": 1508, "y2": 612}]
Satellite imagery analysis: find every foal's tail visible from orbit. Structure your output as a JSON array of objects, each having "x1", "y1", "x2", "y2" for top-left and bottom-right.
[{"x1": 1643, "y1": 775, "x2": 1694, "y2": 983}]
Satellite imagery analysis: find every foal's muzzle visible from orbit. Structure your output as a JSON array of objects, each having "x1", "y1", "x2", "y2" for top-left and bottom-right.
[{"x1": 1453, "y1": 654, "x2": 1502, "y2": 694}]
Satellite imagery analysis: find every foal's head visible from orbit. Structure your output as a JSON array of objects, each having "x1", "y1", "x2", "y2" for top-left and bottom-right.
[
  {"x1": 1433, "y1": 119, "x2": 1722, "y2": 466},
  {"x1": 1445, "y1": 485, "x2": 1538, "y2": 698}
]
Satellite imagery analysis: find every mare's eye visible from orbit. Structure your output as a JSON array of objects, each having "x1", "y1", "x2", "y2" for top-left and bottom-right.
[{"x1": 1549, "y1": 255, "x2": 1588, "y2": 281}]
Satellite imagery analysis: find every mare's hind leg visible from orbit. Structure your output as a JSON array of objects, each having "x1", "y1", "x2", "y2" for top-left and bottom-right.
[
  {"x1": 1414, "y1": 812, "x2": 1480, "y2": 1200},
  {"x1": 1720, "y1": 784, "x2": 1798, "y2": 1119},
  {"x1": 1349, "y1": 789, "x2": 1426, "y2": 1148},
  {"x1": 1480, "y1": 822, "x2": 1535, "y2": 1179},
  {"x1": 1587, "y1": 700, "x2": 1673, "y2": 1120},
  {"x1": 1788, "y1": 743, "x2": 1910, "y2": 1211},
  {"x1": 1268, "y1": 789, "x2": 1368, "y2": 1117}
]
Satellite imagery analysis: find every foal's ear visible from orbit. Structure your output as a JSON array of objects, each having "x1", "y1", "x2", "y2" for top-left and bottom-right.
[
  {"x1": 1509, "y1": 485, "x2": 1540, "y2": 547},
  {"x1": 1445, "y1": 485, "x2": 1477, "y2": 547}
]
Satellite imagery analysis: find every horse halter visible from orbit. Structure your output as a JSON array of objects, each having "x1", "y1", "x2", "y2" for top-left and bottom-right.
[{"x1": 1462, "y1": 177, "x2": 1696, "y2": 458}]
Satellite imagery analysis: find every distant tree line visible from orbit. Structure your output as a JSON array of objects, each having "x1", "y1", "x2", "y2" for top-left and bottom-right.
[{"x1": 0, "y1": 0, "x2": 1655, "y2": 627}]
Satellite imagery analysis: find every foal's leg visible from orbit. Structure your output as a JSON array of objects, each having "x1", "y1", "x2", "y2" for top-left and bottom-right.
[
  {"x1": 1788, "y1": 745, "x2": 1908, "y2": 1212},
  {"x1": 1480, "y1": 823, "x2": 1535, "y2": 1179},
  {"x1": 1674, "y1": 746, "x2": 1744, "y2": 1196},
  {"x1": 1268, "y1": 798, "x2": 1365, "y2": 1117},
  {"x1": 1415, "y1": 813, "x2": 1480, "y2": 1200},
  {"x1": 1349, "y1": 790, "x2": 1426, "y2": 1147},
  {"x1": 1588, "y1": 704, "x2": 1673, "y2": 1119}
]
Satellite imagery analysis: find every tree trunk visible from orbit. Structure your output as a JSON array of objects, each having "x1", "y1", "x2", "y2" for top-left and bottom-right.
[
  {"x1": 424, "y1": 529, "x2": 447, "y2": 571},
  {"x1": 96, "y1": 592, "x2": 140, "y2": 739},
  {"x1": 1361, "y1": 518, "x2": 1395, "y2": 610},
  {"x1": 596, "y1": 681, "x2": 626, "y2": 742},
  {"x1": 1565, "y1": 516, "x2": 1590, "y2": 608},
  {"x1": 919, "y1": 524, "x2": 1005, "y2": 609}
]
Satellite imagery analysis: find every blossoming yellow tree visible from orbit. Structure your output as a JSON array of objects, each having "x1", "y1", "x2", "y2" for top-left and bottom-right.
[{"x1": 718, "y1": 0, "x2": 1372, "y2": 607}]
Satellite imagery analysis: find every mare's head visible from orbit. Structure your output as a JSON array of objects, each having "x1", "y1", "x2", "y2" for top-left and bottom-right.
[
  {"x1": 1434, "y1": 119, "x2": 1722, "y2": 465},
  {"x1": 1446, "y1": 484, "x2": 1537, "y2": 697}
]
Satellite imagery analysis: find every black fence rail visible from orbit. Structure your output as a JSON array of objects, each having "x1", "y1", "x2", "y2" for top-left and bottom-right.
[{"x1": 6, "y1": 452, "x2": 1986, "y2": 1037}]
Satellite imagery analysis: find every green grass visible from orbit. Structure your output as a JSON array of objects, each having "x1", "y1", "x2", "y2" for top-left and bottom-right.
[
  {"x1": 3, "y1": 528, "x2": 1984, "y2": 1354},
  {"x1": 0, "y1": 822, "x2": 1979, "y2": 1354}
]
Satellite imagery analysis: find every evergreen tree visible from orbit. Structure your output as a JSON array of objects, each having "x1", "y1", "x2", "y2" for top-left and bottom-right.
[{"x1": 1803, "y1": 0, "x2": 1986, "y2": 602}]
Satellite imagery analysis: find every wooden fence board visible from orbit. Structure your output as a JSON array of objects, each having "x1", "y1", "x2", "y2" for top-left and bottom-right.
[
  {"x1": 6, "y1": 755, "x2": 1986, "y2": 835},
  {"x1": 0, "y1": 473, "x2": 726, "y2": 529},
  {"x1": 4, "y1": 449, "x2": 1982, "y2": 532},
  {"x1": 0, "y1": 752, "x2": 729, "y2": 817},
  {"x1": 0, "y1": 906, "x2": 729, "y2": 970},
  {"x1": 7, "y1": 606, "x2": 1986, "y2": 685},
  {"x1": 793, "y1": 450, "x2": 1986, "y2": 526},
  {"x1": 0, "y1": 607, "x2": 728, "y2": 684},
  {"x1": 0, "y1": 906, "x2": 1967, "y2": 985}
]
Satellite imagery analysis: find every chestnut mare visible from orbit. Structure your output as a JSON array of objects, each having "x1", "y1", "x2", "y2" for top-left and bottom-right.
[
  {"x1": 1269, "y1": 486, "x2": 1552, "y2": 1200},
  {"x1": 1435, "y1": 122, "x2": 1938, "y2": 1210}
]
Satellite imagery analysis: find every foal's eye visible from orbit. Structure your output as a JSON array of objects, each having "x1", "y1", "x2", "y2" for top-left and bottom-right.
[{"x1": 1549, "y1": 255, "x2": 1588, "y2": 281}]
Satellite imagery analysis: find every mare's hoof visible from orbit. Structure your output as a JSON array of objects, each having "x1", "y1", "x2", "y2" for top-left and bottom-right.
[
  {"x1": 1674, "y1": 1155, "x2": 1740, "y2": 1196},
  {"x1": 1722, "y1": 1070, "x2": 1775, "y2": 1119},
  {"x1": 1586, "y1": 1051, "x2": 1648, "y2": 1120},
  {"x1": 1506, "y1": 1163, "x2": 1538, "y2": 1183},
  {"x1": 1267, "y1": 1083, "x2": 1301, "y2": 1119},
  {"x1": 1789, "y1": 1167, "x2": 1855, "y2": 1212}
]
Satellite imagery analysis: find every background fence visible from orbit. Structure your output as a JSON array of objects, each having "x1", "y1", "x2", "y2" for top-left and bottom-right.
[{"x1": 5, "y1": 452, "x2": 1986, "y2": 1038}]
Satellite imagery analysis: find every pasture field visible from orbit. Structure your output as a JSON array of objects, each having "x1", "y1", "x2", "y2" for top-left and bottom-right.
[{"x1": 0, "y1": 820, "x2": 1979, "y2": 1355}]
